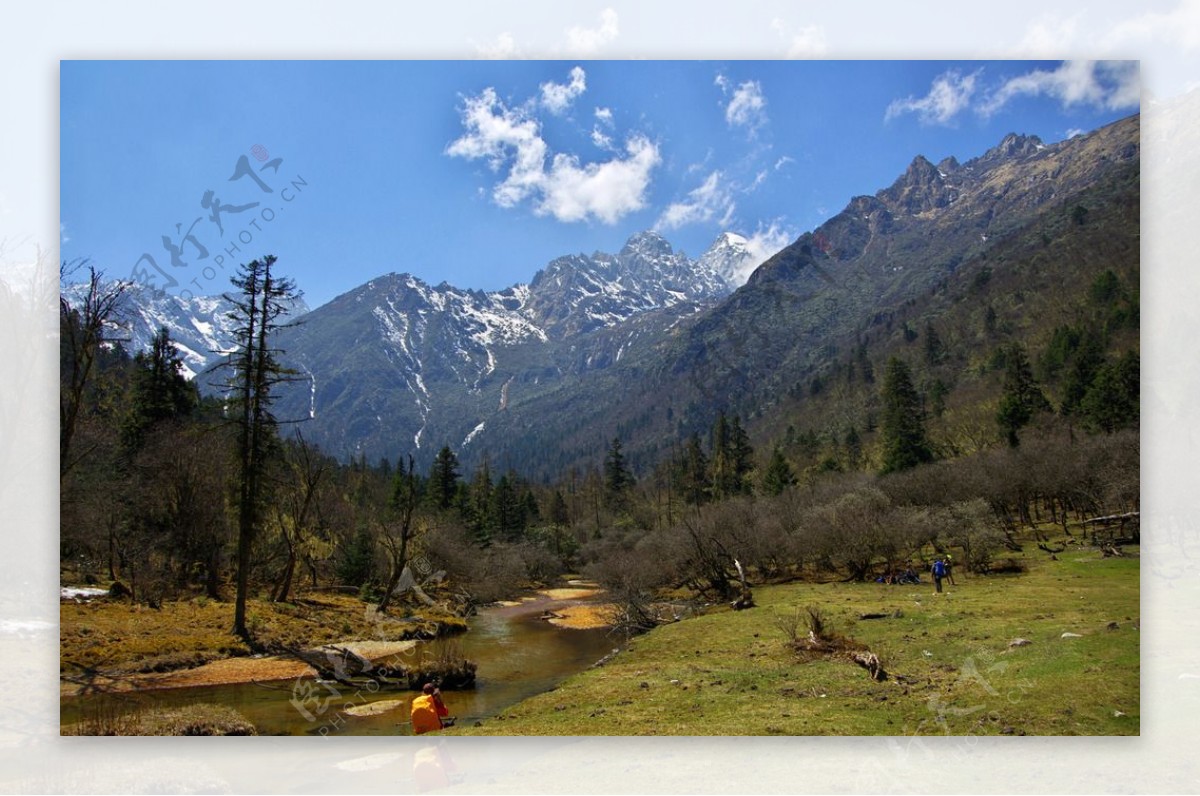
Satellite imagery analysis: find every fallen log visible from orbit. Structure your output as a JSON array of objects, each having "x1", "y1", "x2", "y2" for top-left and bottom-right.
[{"x1": 850, "y1": 651, "x2": 887, "y2": 682}]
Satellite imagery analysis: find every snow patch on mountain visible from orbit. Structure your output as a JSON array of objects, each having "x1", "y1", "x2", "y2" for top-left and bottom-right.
[{"x1": 60, "y1": 280, "x2": 308, "y2": 380}]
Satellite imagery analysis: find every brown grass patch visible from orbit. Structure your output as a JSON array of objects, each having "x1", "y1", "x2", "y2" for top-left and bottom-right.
[
  {"x1": 62, "y1": 702, "x2": 257, "y2": 736},
  {"x1": 546, "y1": 604, "x2": 615, "y2": 630}
]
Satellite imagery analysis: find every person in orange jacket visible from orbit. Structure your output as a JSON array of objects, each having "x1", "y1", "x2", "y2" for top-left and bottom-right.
[{"x1": 410, "y1": 682, "x2": 450, "y2": 734}]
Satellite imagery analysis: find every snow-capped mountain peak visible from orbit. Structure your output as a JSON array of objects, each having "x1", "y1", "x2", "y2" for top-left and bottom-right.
[{"x1": 697, "y1": 231, "x2": 759, "y2": 287}]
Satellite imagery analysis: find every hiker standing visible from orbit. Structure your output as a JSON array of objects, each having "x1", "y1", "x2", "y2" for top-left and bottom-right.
[
  {"x1": 944, "y1": 553, "x2": 957, "y2": 586},
  {"x1": 931, "y1": 559, "x2": 947, "y2": 594}
]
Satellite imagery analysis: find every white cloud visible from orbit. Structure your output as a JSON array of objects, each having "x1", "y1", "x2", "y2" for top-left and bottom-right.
[
  {"x1": 774, "y1": 155, "x2": 795, "y2": 171},
  {"x1": 744, "y1": 222, "x2": 794, "y2": 265},
  {"x1": 1006, "y1": 5, "x2": 1197, "y2": 99},
  {"x1": 540, "y1": 66, "x2": 587, "y2": 114},
  {"x1": 594, "y1": 107, "x2": 614, "y2": 126},
  {"x1": 1065, "y1": 127, "x2": 1087, "y2": 139},
  {"x1": 885, "y1": 69, "x2": 981, "y2": 125},
  {"x1": 565, "y1": 8, "x2": 619, "y2": 54},
  {"x1": 1101, "y1": 1, "x2": 1200, "y2": 52},
  {"x1": 1015, "y1": 13, "x2": 1082, "y2": 55},
  {"x1": 981, "y1": 60, "x2": 1140, "y2": 116},
  {"x1": 446, "y1": 88, "x2": 547, "y2": 208},
  {"x1": 722, "y1": 221, "x2": 796, "y2": 286},
  {"x1": 714, "y1": 73, "x2": 730, "y2": 94},
  {"x1": 725, "y1": 80, "x2": 768, "y2": 130},
  {"x1": 447, "y1": 87, "x2": 659, "y2": 224},
  {"x1": 539, "y1": 136, "x2": 660, "y2": 224},
  {"x1": 473, "y1": 31, "x2": 520, "y2": 60},
  {"x1": 771, "y1": 18, "x2": 829, "y2": 58},
  {"x1": 591, "y1": 126, "x2": 613, "y2": 150},
  {"x1": 657, "y1": 171, "x2": 735, "y2": 230}
]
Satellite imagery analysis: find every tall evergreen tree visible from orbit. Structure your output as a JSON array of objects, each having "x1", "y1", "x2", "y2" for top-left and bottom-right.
[
  {"x1": 426, "y1": 445, "x2": 461, "y2": 511},
  {"x1": 761, "y1": 447, "x2": 797, "y2": 496},
  {"x1": 677, "y1": 433, "x2": 710, "y2": 505},
  {"x1": 225, "y1": 254, "x2": 301, "y2": 641},
  {"x1": 709, "y1": 412, "x2": 732, "y2": 497},
  {"x1": 879, "y1": 357, "x2": 933, "y2": 475},
  {"x1": 548, "y1": 490, "x2": 570, "y2": 527},
  {"x1": 1059, "y1": 328, "x2": 1105, "y2": 417},
  {"x1": 603, "y1": 436, "x2": 633, "y2": 497},
  {"x1": 468, "y1": 458, "x2": 494, "y2": 546},
  {"x1": 730, "y1": 415, "x2": 755, "y2": 494},
  {"x1": 923, "y1": 322, "x2": 946, "y2": 365},
  {"x1": 1080, "y1": 350, "x2": 1139, "y2": 433},
  {"x1": 844, "y1": 425, "x2": 863, "y2": 470},
  {"x1": 996, "y1": 341, "x2": 1051, "y2": 447},
  {"x1": 123, "y1": 326, "x2": 198, "y2": 451},
  {"x1": 490, "y1": 473, "x2": 524, "y2": 540}
]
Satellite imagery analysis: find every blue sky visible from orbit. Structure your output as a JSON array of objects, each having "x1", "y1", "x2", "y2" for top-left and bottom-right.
[{"x1": 61, "y1": 60, "x2": 1139, "y2": 308}]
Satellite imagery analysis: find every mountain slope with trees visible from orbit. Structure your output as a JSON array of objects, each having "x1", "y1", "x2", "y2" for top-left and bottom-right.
[{"x1": 481, "y1": 114, "x2": 1139, "y2": 481}]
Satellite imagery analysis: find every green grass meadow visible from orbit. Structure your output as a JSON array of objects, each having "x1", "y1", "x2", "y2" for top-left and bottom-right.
[{"x1": 453, "y1": 549, "x2": 1138, "y2": 736}]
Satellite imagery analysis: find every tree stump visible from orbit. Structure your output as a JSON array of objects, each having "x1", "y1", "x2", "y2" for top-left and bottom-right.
[{"x1": 731, "y1": 589, "x2": 755, "y2": 611}]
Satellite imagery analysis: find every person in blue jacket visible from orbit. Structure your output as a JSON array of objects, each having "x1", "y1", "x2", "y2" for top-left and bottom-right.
[{"x1": 931, "y1": 558, "x2": 947, "y2": 593}]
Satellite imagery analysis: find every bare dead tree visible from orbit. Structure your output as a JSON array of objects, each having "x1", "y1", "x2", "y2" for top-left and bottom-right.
[
  {"x1": 59, "y1": 261, "x2": 127, "y2": 478},
  {"x1": 376, "y1": 455, "x2": 420, "y2": 613}
]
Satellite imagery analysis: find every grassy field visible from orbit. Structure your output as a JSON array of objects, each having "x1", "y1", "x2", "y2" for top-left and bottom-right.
[
  {"x1": 452, "y1": 548, "x2": 1139, "y2": 736},
  {"x1": 59, "y1": 590, "x2": 467, "y2": 677}
]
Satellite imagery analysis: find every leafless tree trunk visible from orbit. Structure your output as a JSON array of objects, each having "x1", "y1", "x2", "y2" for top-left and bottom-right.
[{"x1": 59, "y1": 262, "x2": 126, "y2": 479}]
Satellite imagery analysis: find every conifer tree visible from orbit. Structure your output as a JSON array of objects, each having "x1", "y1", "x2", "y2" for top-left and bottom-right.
[
  {"x1": 1059, "y1": 328, "x2": 1105, "y2": 417},
  {"x1": 490, "y1": 473, "x2": 524, "y2": 540},
  {"x1": 468, "y1": 458, "x2": 494, "y2": 546},
  {"x1": 225, "y1": 255, "x2": 301, "y2": 640},
  {"x1": 603, "y1": 436, "x2": 633, "y2": 497},
  {"x1": 549, "y1": 490, "x2": 569, "y2": 527},
  {"x1": 730, "y1": 415, "x2": 755, "y2": 494},
  {"x1": 761, "y1": 447, "x2": 797, "y2": 496},
  {"x1": 879, "y1": 357, "x2": 933, "y2": 474},
  {"x1": 709, "y1": 412, "x2": 731, "y2": 496},
  {"x1": 426, "y1": 445, "x2": 461, "y2": 511},
  {"x1": 844, "y1": 425, "x2": 863, "y2": 470},
  {"x1": 996, "y1": 341, "x2": 1051, "y2": 447},
  {"x1": 123, "y1": 326, "x2": 197, "y2": 451},
  {"x1": 1080, "y1": 350, "x2": 1139, "y2": 433},
  {"x1": 677, "y1": 433, "x2": 710, "y2": 505}
]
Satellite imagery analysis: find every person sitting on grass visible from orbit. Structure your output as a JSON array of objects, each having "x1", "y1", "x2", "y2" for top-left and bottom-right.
[{"x1": 411, "y1": 682, "x2": 452, "y2": 735}]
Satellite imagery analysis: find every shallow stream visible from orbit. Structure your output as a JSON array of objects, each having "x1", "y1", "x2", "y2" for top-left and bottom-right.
[{"x1": 60, "y1": 591, "x2": 616, "y2": 735}]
